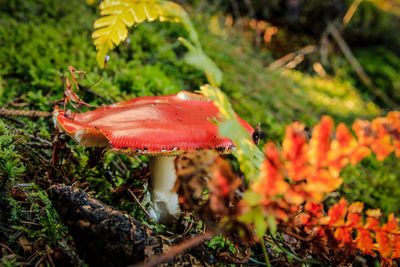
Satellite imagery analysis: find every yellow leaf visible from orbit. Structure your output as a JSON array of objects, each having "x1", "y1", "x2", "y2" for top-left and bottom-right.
[{"x1": 92, "y1": 0, "x2": 190, "y2": 67}]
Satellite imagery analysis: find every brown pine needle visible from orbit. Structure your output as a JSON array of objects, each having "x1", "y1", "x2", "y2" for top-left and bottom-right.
[
  {"x1": 0, "y1": 108, "x2": 51, "y2": 118},
  {"x1": 130, "y1": 231, "x2": 216, "y2": 267}
]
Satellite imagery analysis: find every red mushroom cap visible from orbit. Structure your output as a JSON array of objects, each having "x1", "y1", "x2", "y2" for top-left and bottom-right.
[{"x1": 53, "y1": 91, "x2": 254, "y2": 155}]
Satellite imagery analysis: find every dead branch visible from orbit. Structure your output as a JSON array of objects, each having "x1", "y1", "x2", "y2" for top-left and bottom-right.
[
  {"x1": 132, "y1": 231, "x2": 215, "y2": 267},
  {"x1": 327, "y1": 24, "x2": 397, "y2": 108},
  {"x1": 341, "y1": 0, "x2": 363, "y2": 28},
  {"x1": 267, "y1": 45, "x2": 317, "y2": 71},
  {"x1": 0, "y1": 108, "x2": 51, "y2": 118}
]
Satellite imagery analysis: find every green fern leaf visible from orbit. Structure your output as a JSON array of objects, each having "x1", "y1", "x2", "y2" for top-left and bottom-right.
[{"x1": 92, "y1": 0, "x2": 186, "y2": 67}]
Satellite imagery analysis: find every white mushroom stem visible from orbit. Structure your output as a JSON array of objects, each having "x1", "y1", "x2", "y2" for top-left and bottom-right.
[{"x1": 148, "y1": 156, "x2": 180, "y2": 224}]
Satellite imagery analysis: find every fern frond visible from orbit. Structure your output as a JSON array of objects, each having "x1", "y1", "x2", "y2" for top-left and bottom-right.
[{"x1": 92, "y1": 0, "x2": 188, "y2": 67}]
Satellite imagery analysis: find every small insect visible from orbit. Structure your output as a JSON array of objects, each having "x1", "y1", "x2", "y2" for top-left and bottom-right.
[{"x1": 252, "y1": 123, "x2": 262, "y2": 145}]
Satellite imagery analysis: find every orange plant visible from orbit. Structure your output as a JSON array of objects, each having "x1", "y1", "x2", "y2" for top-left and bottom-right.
[{"x1": 235, "y1": 111, "x2": 400, "y2": 265}]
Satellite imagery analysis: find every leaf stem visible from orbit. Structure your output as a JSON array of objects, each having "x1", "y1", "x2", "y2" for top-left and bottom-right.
[{"x1": 260, "y1": 239, "x2": 271, "y2": 267}]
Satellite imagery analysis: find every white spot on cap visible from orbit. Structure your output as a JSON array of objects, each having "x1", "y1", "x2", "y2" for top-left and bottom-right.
[
  {"x1": 177, "y1": 91, "x2": 210, "y2": 102},
  {"x1": 52, "y1": 109, "x2": 60, "y2": 127},
  {"x1": 74, "y1": 129, "x2": 85, "y2": 143}
]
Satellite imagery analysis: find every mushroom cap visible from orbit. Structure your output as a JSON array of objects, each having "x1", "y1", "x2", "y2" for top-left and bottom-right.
[{"x1": 53, "y1": 91, "x2": 254, "y2": 155}]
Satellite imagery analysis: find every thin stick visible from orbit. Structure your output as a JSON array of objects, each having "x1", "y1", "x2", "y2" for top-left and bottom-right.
[
  {"x1": 0, "y1": 242, "x2": 15, "y2": 254},
  {"x1": 268, "y1": 45, "x2": 316, "y2": 71},
  {"x1": 4, "y1": 124, "x2": 52, "y2": 146},
  {"x1": 327, "y1": 24, "x2": 396, "y2": 108},
  {"x1": 127, "y1": 188, "x2": 150, "y2": 218},
  {"x1": 342, "y1": 0, "x2": 363, "y2": 28},
  {"x1": 0, "y1": 108, "x2": 51, "y2": 118},
  {"x1": 80, "y1": 85, "x2": 113, "y2": 104},
  {"x1": 130, "y1": 231, "x2": 216, "y2": 267},
  {"x1": 46, "y1": 245, "x2": 56, "y2": 267},
  {"x1": 72, "y1": 61, "x2": 108, "y2": 119}
]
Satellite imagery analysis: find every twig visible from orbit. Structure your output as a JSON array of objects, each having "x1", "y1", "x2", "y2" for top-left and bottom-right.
[
  {"x1": 0, "y1": 114, "x2": 26, "y2": 128},
  {"x1": 0, "y1": 107, "x2": 51, "y2": 117},
  {"x1": 24, "y1": 142, "x2": 53, "y2": 149},
  {"x1": 127, "y1": 188, "x2": 150, "y2": 218},
  {"x1": 10, "y1": 136, "x2": 24, "y2": 146},
  {"x1": 20, "y1": 220, "x2": 40, "y2": 226},
  {"x1": 267, "y1": 45, "x2": 316, "y2": 71},
  {"x1": 0, "y1": 242, "x2": 15, "y2": 254},
  {"x1": 4, "y1": 124, "x2": 52, "y2": 146},
  {"x1": 282, "y1": 230, "x2": 312, "y2": 242},
  {"x1": 111, "y1": 160, "x2": 126, "y2": 175},
  {"x1": 327, "y1": 24, "x2": 397, "y2": 108},
  {"x1": 24, "y1": 251, "x2": 41, "y2": 266},
  {"x1": 342, "y1": 0, "x2": 363, "y2": 28},
  {"x1": 131, "y1": 231, "x2": 216, "y2": 267},
  {"x1": 78, "y1": 84, "x2": 113, "y2": 104},
  {"x1": 46, "y1": 245, "x2": 55, "y2": 267},
  {"x1": 180, "y1": 216, "x2": 194, "y2": 236}
]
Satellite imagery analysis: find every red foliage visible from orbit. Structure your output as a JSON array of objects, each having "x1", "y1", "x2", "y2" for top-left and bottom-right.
[
  {"x1": 181, "y1": 111, "x2": 400, "y2": 265},
  {"x1": 246, "y1": 111, "x2": 400, "y2": 265},
  {"x1": 301, "y1": 198, "x2": 400, "y2": 265}
]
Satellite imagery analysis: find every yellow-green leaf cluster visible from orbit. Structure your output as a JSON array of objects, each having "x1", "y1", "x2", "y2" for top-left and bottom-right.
[
  {"x1": 92, "y1": 0, "x2": 182, "y2": 67},
  {"x1": 199, "y1": 84, "x2": 263, "y2": 183}
]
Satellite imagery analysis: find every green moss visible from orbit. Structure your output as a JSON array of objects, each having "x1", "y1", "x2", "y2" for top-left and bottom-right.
[
  {"x1": 290, "y1": 70, "x2": 381, "y2": 120},
  {"x1": 339, "y1": 154, "x2": 400, "y2": 215},
  {"x1": 0, "y1": 120, "x2": 25, "y2": 187},
  {"x1": 355, "y1": 47, "x2": 400, "y2": 101}
]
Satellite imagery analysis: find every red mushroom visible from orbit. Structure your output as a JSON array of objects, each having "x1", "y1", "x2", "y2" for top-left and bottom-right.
[{"x1": 53, "y1": 91, "x2": 254, "y2": 223}]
